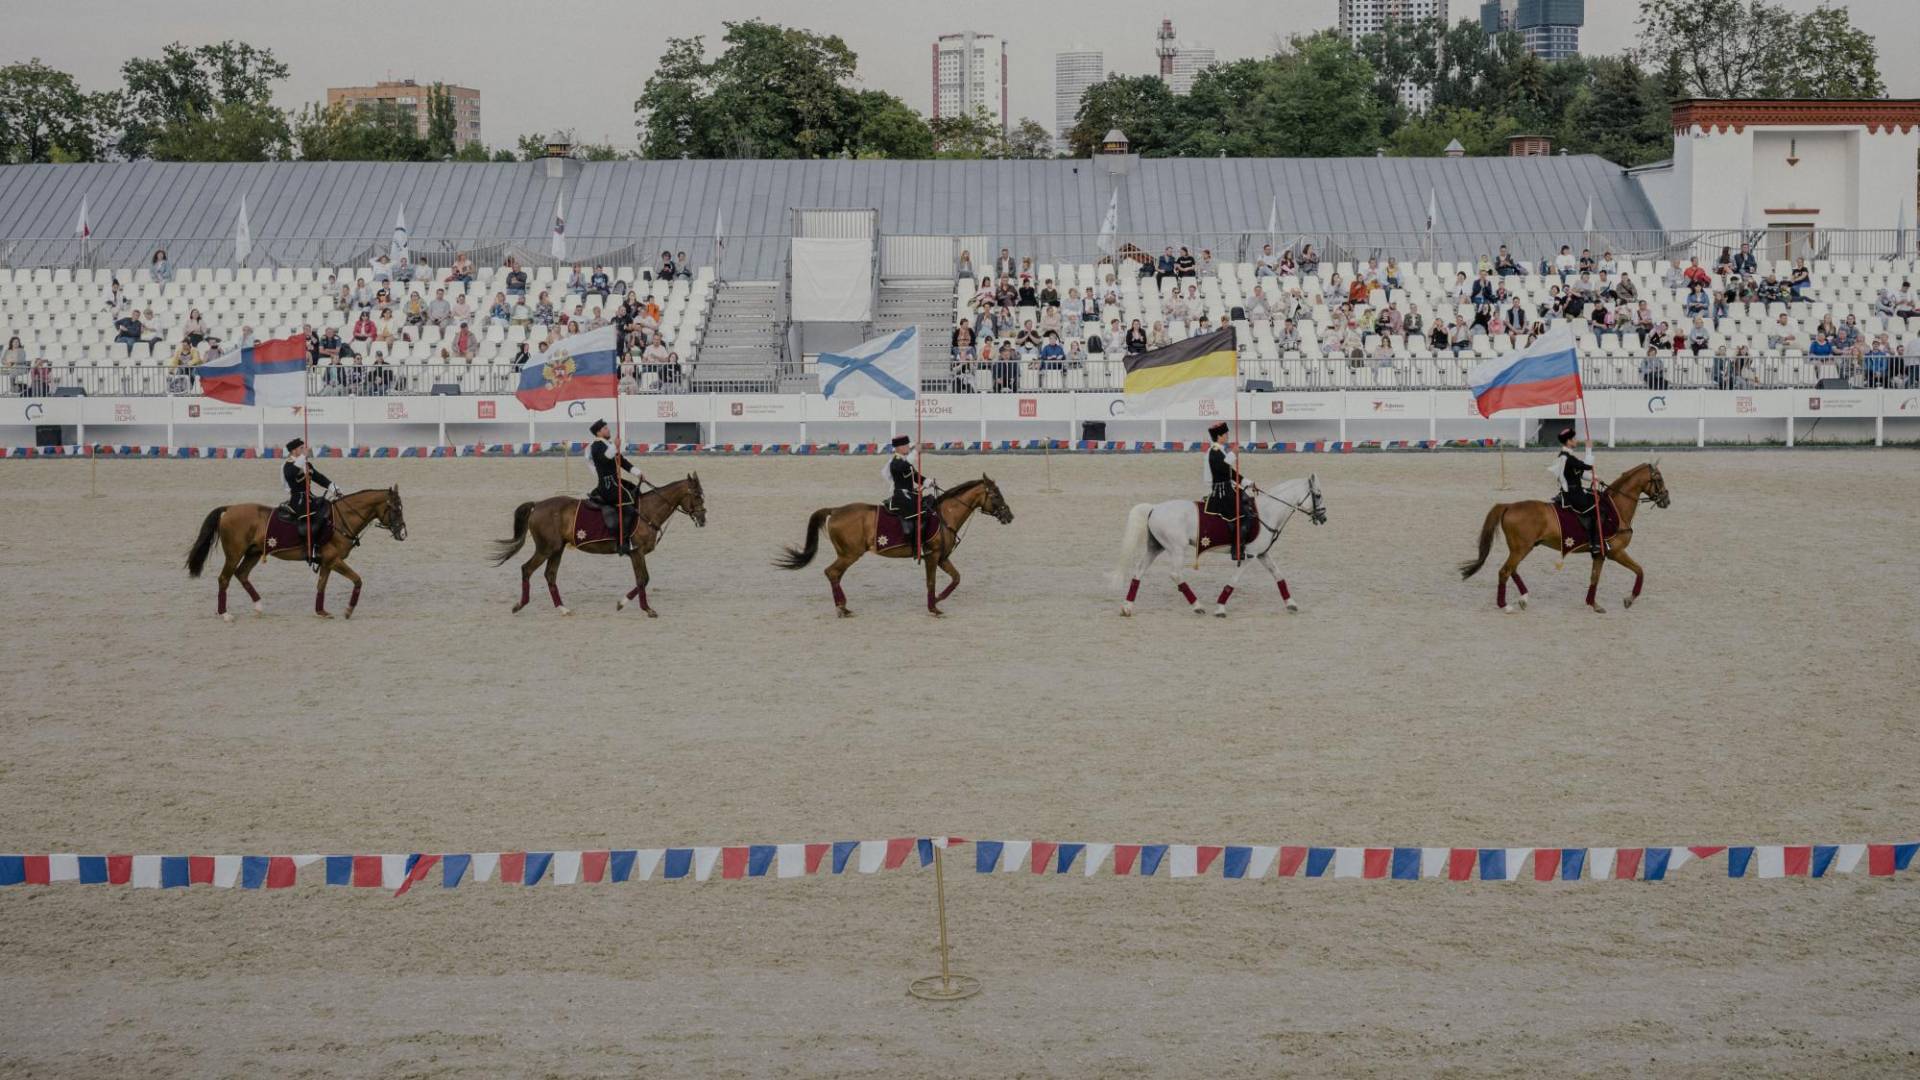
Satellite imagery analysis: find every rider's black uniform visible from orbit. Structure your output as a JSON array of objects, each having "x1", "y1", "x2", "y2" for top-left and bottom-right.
[{"x1": 1554, "y1": 446, "x2": 1604, "y2": 557}]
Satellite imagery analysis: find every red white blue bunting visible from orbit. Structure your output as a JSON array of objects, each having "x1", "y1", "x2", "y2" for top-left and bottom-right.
[
  {"x1": 0, "y1": 438, "x2": 1501, "y2": 460},
  {"x1": 2, "y1": 839, "x2": 1913, "y2": 893}
]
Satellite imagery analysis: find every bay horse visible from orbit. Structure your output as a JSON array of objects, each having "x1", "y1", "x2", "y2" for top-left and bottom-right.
[
  {"x1": 774, "y1": 476, "x2": 1013, "y2": 617},
  {"x1": 491, "y1": 475, "x2": 706, "y2": 616},
  {"x1": 1111, "y1": 474, "x2": 1326, "y2": 617},
  {"x1": 184, "y1": 487, "x2": 409, "y2": 621},
  {"x1": 1460, "y1": 461, "x2": 1671, "y2": 613}
]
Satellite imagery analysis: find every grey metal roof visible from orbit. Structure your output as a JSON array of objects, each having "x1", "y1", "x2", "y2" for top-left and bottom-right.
[{"x1": 0, "y1": 156, "x2": 1659, "y2": 275}]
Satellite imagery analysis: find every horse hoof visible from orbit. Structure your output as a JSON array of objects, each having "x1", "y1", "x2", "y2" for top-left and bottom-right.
[
  {"x1": 1285, "y1": 601, "x2": 1300, "y2": 614},
  {"x1": 512, "y1": 602, "x2": 526, "y2": 615},
  {"x1": 1213, "y1": 607, "x2": 1228, "y2": 618},
  {"x1": 314, "y1": 611, "x2": 333, "y2": 620},
  {"x1": 221, "y1": 612, "x2": 235, "y2": 624},
  {"x1": 1502, "y1": 604, "x2": 1519, "y2": 614},
  {"x1": 556, "y1": 606, "x2": 573, "y2": 617},
  {"x1": 616, "y1": 598, "x2": 627, "y2": 611},
  {"x1": 837, "y1": 608, "x2": 854, "y2": 619},
  {"x1": 644, "y1": 608, "x2": 659, "y2": 619},
  {"x1": 251, "y1": 601, "x2": 264, "y2": 615},
  {"x1": 1190, "y1": 605, "x2": 1207, "y2": 615},
  {"x1": 1623, "y1": 595, "x2": 1636, "y2": 610},
  {"x1": 1119, "y1": 604, "x2": 1134, "y2": 617},
  {"x1": 1589, "y1": 603, "x2": 1607, "y2": 614},
  {"x1": 928, "y1": 609, "x2": 944, "y2": 618},
  {"x1": 1516, "y1": 595, "x2": 1529, "y2": 611},
  {"x1": 343, "y1": 610, "x2": 353, "y2": 621}
]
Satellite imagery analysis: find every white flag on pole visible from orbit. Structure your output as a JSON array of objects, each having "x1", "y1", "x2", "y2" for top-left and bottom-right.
[
  {"x1": 1097, "y1": 188, "x2": 1118, "y2": 256},
  {"x1": 1425, "y1": 188, "x2": 1437, "y2": 239},
  {"x1": 1582, "y1": 196, "x2": 1594, "y2": 238},
  {"x1": 390, "y1": 204, "x2": 410, "y2": 265},
  {"x1": 76, "y1": 195, "x2": 91, "y2": 239},
  {"x1": 1266, "y1": 195, "x2": 1277, "y2": 242},
  {"x1": 235, "y1": 194, "x2": 252, "y2": 263},
  {"x1": 549, "y1": 191, "x2": 567, "y2": 261}
]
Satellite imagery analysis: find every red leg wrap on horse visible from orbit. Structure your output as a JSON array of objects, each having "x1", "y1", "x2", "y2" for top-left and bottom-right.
[
  {"x1": 520, "y1": 578, "x2": 531, "y2": 606},
  {"x1": 217, "y1": 586, "x2": 228, "y2": 615},
  {"x1": 548, "y1": 581, "x2": 563, "y2": 607},
  {"x1": 1177, "y1": 583, "x2": 1197, "y2": 605},
  {"x1": 636, "y1": 586, "x2": 648, "y2": 608},
  {"x1": 936, "y1": 581, "x2": 957, "y2": 602},
  {"x1": 1216, "y1": 585, "x2": 1234, "y2": 605},
  {"x1": 1277, "y1": 580, "x2": 1292, "y2": 601},
  {"x1": 240, "y1": 580, "x2": 260, "y2": 602},
  {"x1": 830, "y1": 581, "x2": 847, "y2": 608},
  {"x1": 1497, "y1": 579, "x2": 1508, "y2": 607},
  {"x1": 1585, "y1": 581, "x2": 1598, "y2": 606},
  {"x1": 1511, "y1": 572, "x2": 1528, "y2": 595},
  {"x1": 314, "y1": 589, "x2": 326, "y2": 615},
  {"x1": 626, "y1": 586, "x2": 641, "y2": 600},
  {"x1": 1126, "y1": 579, "x2": 1141, "y2": 602},
  {"x1": 1632, "y1": 575, "x2": 1644, "y2": 597},
  {"x1": 349, "y1": 585, "x2": 361, "y2": 608}
]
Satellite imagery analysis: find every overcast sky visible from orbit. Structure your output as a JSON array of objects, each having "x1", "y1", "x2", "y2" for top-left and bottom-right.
[{"x1": 6, "y1": 0, "x2": 1916, "y2": 150}]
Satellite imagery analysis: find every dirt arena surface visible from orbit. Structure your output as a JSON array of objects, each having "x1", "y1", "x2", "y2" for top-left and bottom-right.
[{"x1": 1, "y1": 449, "x2": 1916, "y2": 1078}]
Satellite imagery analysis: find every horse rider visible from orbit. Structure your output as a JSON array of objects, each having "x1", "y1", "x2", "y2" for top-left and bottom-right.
[
  {"x1": 283, "y1": 437, "x2": 340, "y2": 569},
  {"x1": 884, "y1": 434, "x2": 936, "y2": 525},
  {"x1": 1551, "y1": 426, "x2": 1605, "y2": 558},
  {"x1": 589, "y1": 419, "x2": 645, "y2": 555},
  {"x1": 1203, "y1": 421, "x2": 1248, "y2": 523}
]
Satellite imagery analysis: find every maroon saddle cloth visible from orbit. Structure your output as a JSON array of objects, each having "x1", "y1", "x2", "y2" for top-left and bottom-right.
[
  {"x1": 571, "y1": 500, "x2": 634, "y2": 547},
  {"x1": 874, "y1": 506, "x2": 941, "y2": 552},
  {"x1": 267, "y1": 505, "x2": 333, "y2": 554},
  {"x1": 1554, "y1": 498, "x2": 1621, "y2": 553},
  {"x1": 1195, "y1": 501, "x2": 1260, "y2": 554}
]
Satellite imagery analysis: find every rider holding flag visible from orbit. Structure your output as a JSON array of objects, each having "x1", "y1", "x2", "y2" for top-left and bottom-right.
[
  {"x1": 283, "y1": 437, "x2": 339, "y2": 570},
  {"x1": 1551, "y1": 426, "x2": 1605, "y2": 558},
  {"x1": 589, "y1": 419, "x2": 644, "y2": 555},
  {"x1": 885, "y1": 434, "x2": 934, "y2": 523}
]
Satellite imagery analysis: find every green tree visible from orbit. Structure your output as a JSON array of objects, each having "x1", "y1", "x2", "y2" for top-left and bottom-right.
[
  {"x1": 1386, "y1": 107, "x2": 1522, "y2": 157},
  {"x1": 451, "y1": 139, "x2": 492, "y2": 162},
  {"x1": 1001, "y1": 118, "x2": 1055, "y2": 159},
  {"x1": 118, "y1": 40, "x2": 289, "y2": 159},
  {"x1": 1636, "y1": 0, "x2": 1882, "y2": 98},
  {"x1": 1067, "y1": 75, "x2": 1182, "y2": 156},
  {"x1": 1253, "y1": 31, "x2": 1385, "y2": 157},
  {"x1": 929, "y1": 108, "x2": 1001, "y2": 157},
  {"x1": 425, "y1": 83, "x2": 458, "y2": 159},
  {"x1": 0, "y1": 59, "x2": 115, "y2": 163},
  {"x1": 293, "y1": 101, "x2": 428, "y2": 161},
  {"x1": 848, "y1": 90, "x2": 934, "y2": 159},
  {"x1": 1563, "y1": 56, "x2": 1669, "y2": 167},
  {"x1": 152, "y1": 100, "x2": 292, "y2": 161}
]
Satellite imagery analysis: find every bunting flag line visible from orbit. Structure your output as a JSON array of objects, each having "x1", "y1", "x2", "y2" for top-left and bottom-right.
[
  {"x1": 1, "y1": 839, "x2": 1912, "y2": 894},
  {"x1": 0, "y1": 438, "x2": 1504, "y2": 460}
]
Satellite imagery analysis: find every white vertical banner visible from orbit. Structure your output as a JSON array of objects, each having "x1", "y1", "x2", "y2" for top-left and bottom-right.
[
  {"x1": 235, "y1": 194, "x2": 252, "y2": 263},
  {"x1": 549, "y1": 191, "x2": 567, "y2": 262},
  {"x1": 790, "y1": 238, "x2": 874, "y2": 321}
]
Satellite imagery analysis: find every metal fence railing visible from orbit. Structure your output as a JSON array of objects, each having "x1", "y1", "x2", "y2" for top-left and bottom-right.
[{"x1": 6, "y1": 352, "x2": 1910, "y2": 400}]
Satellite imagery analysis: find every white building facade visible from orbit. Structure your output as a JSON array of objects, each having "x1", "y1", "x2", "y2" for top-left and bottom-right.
[
  {"x1": 1339, "y1": 0, "x2": 1448, "y2": 110},
  {"x1": 1054, "y1": 49, "x2": 1105, "y2": 153},
  {"x1": 932, "y1": 32, "x2": 1009, "y2": 134}
]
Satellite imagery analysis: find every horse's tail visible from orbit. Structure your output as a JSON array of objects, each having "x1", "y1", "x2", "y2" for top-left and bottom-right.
[
  {"x1": 1459, "y1": 504, "x2": 1507, "y2": 579},
  {"x1": 490, "y1": 501, "x2": 537, "y2": 566},
  {"x1": 1109, "y1": 503, "x2": 1157, "y2": 586},
  {"x1": 775, "y1": 508, "x2": 833, "y2": 570},
  {"x1": 184, "y1": 506, "x2": 226, "y2": 578}
]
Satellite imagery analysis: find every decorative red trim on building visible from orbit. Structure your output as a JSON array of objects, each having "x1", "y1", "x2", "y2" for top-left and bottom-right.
[
  {"x1": 1763, "y1": 208, "x2": 1820, "y2": 216},
  {"x1": 1671, "y1": 99, "x2": 1920, "y2": 136}
]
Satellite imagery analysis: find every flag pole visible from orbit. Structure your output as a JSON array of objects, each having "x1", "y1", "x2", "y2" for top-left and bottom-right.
[
  {"x1": 302, "y1": 372, "x2": 313, "y2": 569},
  {"x1": 1576, "y1": 353, "x2": 1605, "y2": 600},
  {"x1": 615, "y1": 385, "x2": 626, "y2": 555},
  {"x1": 908, "y1": 843, "x2": 979, "y2": 1001},
  {"x1": 914, "y1": 387, "x2": 924, "y2": 562},
  {"x1": 1232, "y1": 329, "x2": 1243, "y2": 564}
]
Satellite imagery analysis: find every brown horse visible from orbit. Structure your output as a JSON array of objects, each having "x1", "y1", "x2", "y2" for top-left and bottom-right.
[
  {"x1": 1460, "y1": 461, "x2": 1671, "y2": 613},
  {"x1": 774, "y1": 476, "x2": 1013, "y2": 617},
  {"x1": 491, "y1": 475, "x2": 707, "y2": 616},
  {"x1": 185, "y1": 487, "x2": 409, "y2": 621}
]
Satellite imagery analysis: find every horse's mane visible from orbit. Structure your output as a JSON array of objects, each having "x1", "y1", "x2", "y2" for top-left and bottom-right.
[{"x1": 936, "y1": 478, "x2": 988, "y2": 504}]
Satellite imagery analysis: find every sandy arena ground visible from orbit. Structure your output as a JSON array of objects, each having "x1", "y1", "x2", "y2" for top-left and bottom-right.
[{"x1": 0, "y1": 449, "x2": 1916, "y2": 1078}]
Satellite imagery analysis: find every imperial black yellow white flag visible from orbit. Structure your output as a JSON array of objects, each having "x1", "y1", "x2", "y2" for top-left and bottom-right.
[{"x1": 1122, "y1": 327, "x2": 1237, "y2": 416}]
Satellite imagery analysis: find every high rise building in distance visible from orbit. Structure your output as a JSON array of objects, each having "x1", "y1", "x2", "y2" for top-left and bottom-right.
[
  {"x1": 1054, "y1": 49, "x2": 1105, "y2": 154},
  {"x1": 1338, "y1": 0, "x2": 1448, "y2": 109},
  {"x1": 932, "y1": 32, "x2": 1009, "y2": 134},
  {"x1": 326, "y1": 80, "x2": 482, "y2": 146}
]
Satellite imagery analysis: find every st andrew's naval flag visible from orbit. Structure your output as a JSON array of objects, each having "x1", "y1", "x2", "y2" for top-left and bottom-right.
[
  {"x1": 1123, "y1": 327, "x2": 1237, "y2": 417},
  {"x1": 818, "y1": 327, "x2": 919, "y2": 399},
  {"x1": 1467, "y1": 323, "x2": 1583, "y2": 417},
  {"x1": 198, "y1": 335, "x2": 310, "y2": 406},
  {"x1": 515, "y1": 324, "x2": 619, "y2": 411}
]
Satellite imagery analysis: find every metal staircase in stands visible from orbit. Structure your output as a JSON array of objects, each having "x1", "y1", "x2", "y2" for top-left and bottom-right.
[
  {"x1": 692, "y1": 281, "x2": 787, "y2": 392},
  {"x1": 873, "y1": 280, "x2": 958, "y2": 393}
]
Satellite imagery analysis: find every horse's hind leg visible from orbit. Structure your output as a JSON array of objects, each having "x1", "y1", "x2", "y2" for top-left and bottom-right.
[
  {"x1": 335, "y1": 561, "x2": 365, "y2": 620},
  {"x1": 825, "y1": 553, "x2": 859, "y2": 617},
  {"x1": 513, "y1": 541, "x2": 546, "y2": 614},
  {"x1": 1164, "y1": 556, "x2": 1201, "y2": 613},
  {"x1": 1609, "y1": 544, "x2": 1644, "y2": 610},
  {"x1": 1496, "y1": 545, "x2": 1530, "y2": 613},
  {"x1": 545, "y1": 550, "x2": 571, "y2": 615},
  {"x1": 215, "y1": 551, "x2": 243, "y2": 623},
  {"x1": 1121, "y1": 544, "x2": 1158, "y2": 617},
  {"x1": 619, "y1": 552, "x2": 656, "y2": 617},
  {"x1": 1256, "y1": 552, "x2": 1299, "y2": 614},
  {"x1": 235, "y1": 550, "x2": 264, "y2": 615}
]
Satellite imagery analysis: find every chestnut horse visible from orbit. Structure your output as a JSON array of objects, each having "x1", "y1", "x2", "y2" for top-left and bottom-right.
[
  {"x1": 184, "y1": 487, "x2": 409, "y2": 621},
  {"x1": 774, "y1": 476, "x2": 1013, "y2": 617},
  {"x1": 1460, "y1": 461, "x2": 1671, "y2": 613},
  {"x1": 491, "y1": 475, "x2": 706, "y2": 616}
]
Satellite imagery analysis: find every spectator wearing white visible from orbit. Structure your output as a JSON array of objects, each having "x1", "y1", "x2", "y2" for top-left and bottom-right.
[
  {"x1": 1402, "y1": 304, "x2": 1425, "y2": 344},
  {"x1": 1256, "y1": 244, "x2": 1279, "y2": 278},
  {"x1": 675, "y1": 251, "x2": 692, "y2": 280},
  {"x1": 370, "y1": 253, "x2": 394, "y2": 283},
  {"x1": 1277, "y1": 319, "x2": 1301, "y2": 352},
  {"x1": 510, "y1": 295, "x2": 532, "y2": 327},
  {"x1": 1062, "y1": 288, "x2": 1084, "y2": 325},
  {"x1": 335, "y1": 284, "x2": 354, "y2": 312},
  {"x1": 182, "y1": 309, "x2": 208, "y2": 346},
  {"x1": 1247, "y1": 286, "x2": 1272, "y2": 322},
  {"x1": 237, "y1": 325, "x2": 256, "y2": 350}
]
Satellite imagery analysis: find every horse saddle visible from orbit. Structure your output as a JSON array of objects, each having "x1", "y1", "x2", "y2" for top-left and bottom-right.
[
  {"x1": 572, "y1": 501, "x2": 633, "y2": 546},
  {"x1": 267, "y1": 504, "x2": 333, "y2": 553},
  {"x1": 875, "y1": 505, "x2": 941, "y2": 552},
  {"x1": 1553, "y1": 498, "x2": 1621, "y2": 554},
  {"x1": 1195, "y1": 501, "x2": 1260, "y2": 554}
]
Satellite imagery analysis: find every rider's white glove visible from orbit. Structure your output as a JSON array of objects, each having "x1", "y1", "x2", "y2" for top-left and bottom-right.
[
  {"x1": 327, "y1": 484, "x2": 342, "y2": 498},
  {"x1": 1583, "y1": 451, "x2": 1595, "y2": 466}
]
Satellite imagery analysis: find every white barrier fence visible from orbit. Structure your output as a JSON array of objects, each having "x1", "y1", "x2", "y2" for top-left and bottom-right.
[{"x1": 6, "y1": 389, "x2": 1917, "y2": 451}]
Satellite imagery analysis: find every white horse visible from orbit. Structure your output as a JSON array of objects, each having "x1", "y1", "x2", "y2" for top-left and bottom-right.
[{"x1": 1112, "y1": 474, "x2": 1326, "y2": 617}]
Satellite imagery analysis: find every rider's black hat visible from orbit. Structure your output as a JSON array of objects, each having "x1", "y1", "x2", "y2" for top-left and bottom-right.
[
  {"x1": 1208, "y1": 422, "x2": 1230, "y2": 440},
  {"x1": 591, "y1": 419, "x2": 610, "y2": 436},
  {"x1": 285, "y1": 437, "x2": 304, "y2": 452},
  {"x1": 1557, "y1": 425, "x2": 1577, "y2": 444},
  {"x1": 891, "y1": 435, "x2": 912, "y2": 448}
]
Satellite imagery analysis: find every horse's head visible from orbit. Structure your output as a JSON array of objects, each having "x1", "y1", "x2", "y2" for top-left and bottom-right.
[
  {"x1": 681, "y1": 472, "x2": 707, "y2": 527},
  {"x1": 1643, "y1": 459, "x2": 1671, "y2": 509},
  {"x1": 977, "y1": 475, "x2": 1013, "y2": 525},
  {"x1": 382, "y1": 485, "x2": 409, "y2": 540},
  {"x1": 1306, "y1": 473, "x2": 1328, "y2": 525}
]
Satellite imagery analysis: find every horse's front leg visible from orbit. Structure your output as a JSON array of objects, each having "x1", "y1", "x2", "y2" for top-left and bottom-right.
[
  {"x1": 1256, "y1": 552, "x2": 1299, "y2": 613},
  {"x1": 924, "y1": 547, "x2": 944, "y2": 617},
  {"x1": 1609, "y1": 544, "x2": 1645, "y2": 610},
  {"x1": 935, "y1": 557, "x2": 960, "y2": 603},
  {"x1": 1214, "y1": 555, "x2": 1254, "y2": 617},
  {"x1": 619, "y1": 551, "x2": 657, "y2": 617},
  {"x1": 313, "y1": 563, "x2": 334, "y2": 619},
  {"x1": 335, "y1": 561, "x2": 365, "y2": 620}
]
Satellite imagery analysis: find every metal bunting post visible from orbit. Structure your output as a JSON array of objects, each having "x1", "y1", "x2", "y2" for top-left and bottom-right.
[{"x1": 908, "y1": 844, "x2": 979, "y2": 1001}]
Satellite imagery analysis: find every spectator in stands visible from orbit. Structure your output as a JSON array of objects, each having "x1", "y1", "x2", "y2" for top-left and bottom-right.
[
  {"x1": 994, "y1": 248, "x2": 1016, "y2": 280},
  {"x1": 1144, "y1": 320, "x2": 1168, "y2": 350},
  {"x1": 1713, "y1": 246, "x2": 1734, "y2": 276},
  {"x1": 1686, "y1": 317, "x2": 1711, "y2": 355},
  {"x1": 316, "y1": 327, "x2": 348, "y2": 364},
  {"x1": 1553, "y1": 245, "x2": 1575, "y2": 281},
  {"x1": 675, "y1": 251, "x2": 692, "y2": 280},
  {"x1": 994, "y1": 277, "x2": 1018, "y2": 309},
  {"x1": 351, "y1": 309, "x2": 378, "y2": 345},
  {"x1": 113, "y1": 312, "x2": 150, "y2": 356},
  {"x1": 449, "y1": 292, "x2": 474, "y2": 324},
  {"x1": 956, "y1": 250, "x2": 974, "y2": 279},
  {"x1": 1256, "y1": 245, "x2": 1279, "y2": 278},
  {"x1": 1683, "y1": 258, "x2": 1712, "y2": 289},
  {"x1": 1347, "y1": 275, "x2": 1370, "y2": 306},
  {"x1": 369, "y1": 253, "x2": 396, "y2": 284},
  {"x1": 175, "y1": 308, "x2": 205, "y2": 347},
  {"x1": 654, "y1": 250, "x2": 677, "y2": 282},
  {"x1": 1449, "y1": 315, "x2": 1474, "y2": 355},
  {"x1": 449, "y1": 322, "x2": 475, "y2": 359},
  {"x1": 1765, "y1": 313, "x2": 1798, "y2": 351},
  {"x1": 1732, "y1": 243, "x2": 1758, "y2": 276},
  {"x1": 1015, "y1": 320, "x2": 1041, "y2": 352},
  {"x1": 566, "y1": 265, "x2": 587, "y2": 296},
  {"x1": 376, "y1": 307, "x2": 400, "y2": 343},
  {"x1": 1155, "y1": 247, "x2": 1177, "y2": 286},
  {"x1": 1662, "y1": 259, "x2": 1687, "y2": 292},
  {"x1": 1401, "y1": 304, "x2": 1424, "y2": 344},
  {"x1": 1614, "y1": 274, "x2": 1639, "y2": 303},
  {"x1": 1494, "y1": 245, "x2": 1520, "y2": 277},
  {"x1": 1039, "y1": 304, "x2": 1062, "y2": 337},
  {"x1": 1019, "y1": 256, "x2": 1035, "y2": 282},
  {"x1": 1038, "y1": 331, "x2": 1067, "y2": 371},
  {"x1": 1038, "y1": 278, "x2": 1060, "y2": 308},
  {"x1": 425, "y1": 288, "x2": 452, "y2": 329},
  {"x1": 150, "y1": 249, "x2": 173, "y2": 284},
  {"x1": 1198, "y1": 249, "x2": 1216, "y2": 277},
  {"x1": 1297, "y1": 245, "x2": 1320, "y2": 277},
  {"x1": 1016, "y1": 276, "x2": 1038, "y2": 308},
  {"x1": 1277, "y1": 319, "x2": 1301, "y2": 353},
  {"x1": 1124, "y1": 319, "x2": 1147, "y2": 355},
  {"x1": 992, "y1": 341, "x2": 1023, "y2": 392},
  {"x1": 510, "y1": 294, "x2": 533, "y2": 327},
  {"x1": 1895, "y1": 283, "x2": 1919, "y2": 319},
  {"x1": 402, "y1": 290, "x2": 427, "y2": 328},
  {"x1": 1863, "y1": 336, "x2": 1894, "y2": 386},
  {"x1": 1247, "y1": 286, "x2": 1272, "y2": 322},
  {"x1": 1062, "y1": 288, "x2": 1085, "y2": 325},
  {"x1": 505, "y1": 260, "x2": 529, "y2": 297},
  {"x1": 1578, "y1": 248, "x2": 1596, "y2": 275},
  {"x1": 952, "y1": 318, "x2": 975, "y2": 364},
  {"x1": 1682, "y1": 284, "x2": 1710, "y2": 318},
  {"x1": 533, "y1": 291, "x2": 557, "y2": 326},
  {"x1": 1789, "y1": 258, "x2": 1812, "y2": 301},
  {"x1": 1277, "y1": 249, "x2": 1299, "y2": 278},
  {"x1": 3, "y1": 335, "x2": 27, "y2": 393},
  {"x1": 1175, "y1": 247, "x2": 1197, "y2": 279},
  {"x1": 1809, "y1": 330, "x2": 1834, "y2": 360},
  {"x1": 449, "y1": 252, "x2": 476, "y2": 284},
  {"x1": 1640, "y1": 347, "x2": 1670, "y2": 389},
  {"x1": 590, "y1": 266, "x2": 611, "y2": 299},
  {"x1": 27, "y1": 356, "x2": 53, "y2": 397},
  {"x1": 333, "y1": 283, "x2": 354, "y2": 313}
]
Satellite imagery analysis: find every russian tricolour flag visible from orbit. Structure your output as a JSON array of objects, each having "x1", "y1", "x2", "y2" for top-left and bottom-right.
[
  {"x1": 199, "y1": 335, "x2": 310, "y2": 407},
  {"x1": 515, "y1": 325, "x2": 619, "y2": 411},
  {"x1": 1468, "y1": 324, "x2": 1583, "y2": 418}
]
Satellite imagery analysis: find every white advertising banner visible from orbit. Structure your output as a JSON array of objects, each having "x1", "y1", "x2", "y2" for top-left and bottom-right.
[
  {"x1": 16, "y1": 398, "x2": 79, "y2": 425},
  {"x1": 1344, "y1": 391, "x2": 1431, "y2": 420},
  {"x1": 1255, "y1": 393, "x2": 1340, "y2": 419},
  {"x1": 443, "y1": 396, "x2": 528, "y2": 424},
  {"x1": 354, "y1": 395, "x2": 437, "y2": 423},
  {"x1": 640, "y1": 395, "x2": 710, "y2": 423},
  {"x1": 906, "y1": 394, "x2": 983, "y2": 422},
  {"x1": 179, "y1": 399, "x2": 260, "y2": 424},
  {"x1": 1701, "y1": 389, "x2": 1788, "y2": 418},
  {"x1": 978, "y1": 394, "x2": 1076, "y2": 422},
  {"x1": 717, "y1": 396, "x2": 803, "y2": 423},
  {"x1": 790, "y1": 238, "x2": 873, "y2": 322},
  {"x1": 1797, "y1": 389, "x2": 1879, "y2": 416},
  {"x1": 83, "y1": 397, "x2": 169, "y2": 425},
  {"x1": 804, "y1": 394, "x2": 888, "y2": 422}
]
